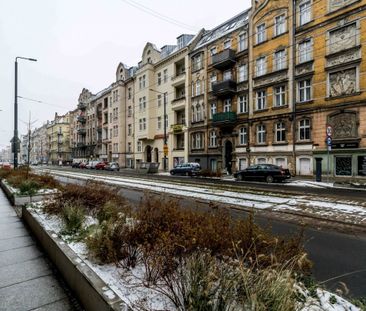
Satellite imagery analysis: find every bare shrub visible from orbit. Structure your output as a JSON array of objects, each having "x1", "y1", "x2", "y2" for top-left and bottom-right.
[{"x1": 44, "y1": 181, "x2": 126, "y2": 216}]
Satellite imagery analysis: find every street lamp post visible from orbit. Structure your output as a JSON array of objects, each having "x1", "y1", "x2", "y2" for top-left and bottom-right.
[
  {"x1": 12, "y1": 56, "x2": 37, "y2": 168},
  {"x1": 149, "y1": 89, "x2": 168, "y2": 171}
]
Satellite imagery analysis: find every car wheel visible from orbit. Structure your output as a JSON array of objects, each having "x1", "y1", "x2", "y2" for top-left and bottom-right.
[
  {"x1": 185, "y1": 171, "x2": 190, "y2": 176},
  {"x1": 170, "y1": 171, "x2": 175, "y2": 175},
  {"x1": 266, "y1": 175, "x2": 274, "y2": 183}
]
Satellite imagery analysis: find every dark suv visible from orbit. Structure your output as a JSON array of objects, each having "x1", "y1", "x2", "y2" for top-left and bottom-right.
[
  {"x1": 234, "y1": 164, "x2": 291, "y2": 183},
  {"x1": 170, "y1": 163, "x2": 201, "y2": 176}
]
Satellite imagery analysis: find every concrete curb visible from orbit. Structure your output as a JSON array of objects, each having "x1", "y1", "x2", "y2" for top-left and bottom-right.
[
  {"x1": 22, "y1": 207, "x2": 130, "y2": 311},
  {"x1": 0, "y1": 179, "x2": 130, "y2": 311},
  {"x1": 0, "y1": 179, "x2": 56, "y2": 206}
]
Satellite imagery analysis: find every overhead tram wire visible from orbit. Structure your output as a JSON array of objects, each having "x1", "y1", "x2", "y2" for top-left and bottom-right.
[{"x1": 119, "y1": 0, "x2": 198, "y2": 32}]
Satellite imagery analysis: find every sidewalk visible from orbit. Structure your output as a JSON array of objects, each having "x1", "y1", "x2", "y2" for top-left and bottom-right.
[{"x1": 0, "y1": 189, "x2": 77, "y2": 311}]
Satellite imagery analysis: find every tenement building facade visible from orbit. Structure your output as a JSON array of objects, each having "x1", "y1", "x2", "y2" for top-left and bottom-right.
[
  {"x1": 188, "y1": 10, "x2": 250, "y2": 173},
  {"x1": 30, "y1": 1, "x2": 366, "y2": 179}
]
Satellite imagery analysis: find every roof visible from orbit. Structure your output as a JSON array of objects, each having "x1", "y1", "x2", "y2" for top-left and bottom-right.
[{"x1": 194, "y1": 9, "x2": 250, "y2": 50}]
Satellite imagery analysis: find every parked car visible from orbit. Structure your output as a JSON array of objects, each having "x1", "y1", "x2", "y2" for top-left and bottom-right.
[
  {"x1": 105, "y1": 162, "x2": 120, "y2": 171},
  {"x1": 86, "y1": 160, "x2": 100, "y2": 169},
  {"x1": 233, "y1": 164, "x2": 291, "y2": 183},
  {"x1": 170, "y1": 163, "x2": 201, "y2": 176},
  {"x1": 95, "y1": 161, "x2": 108, "y2": 170},
  {"x1": 79, "y1": 162, "x2": 87, "y2": 169},
  {"x1": 72, "y1": 161, "x2": 81, "y2": 168},
  {"x1": 2, "y1": 162, "x2": 12, "y2": 170}
]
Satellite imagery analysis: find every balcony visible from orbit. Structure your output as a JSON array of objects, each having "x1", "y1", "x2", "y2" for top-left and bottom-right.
[
  {"x1": 77, "y1": 142, "x2": 86, "y2": 148},
  {"x1": 77, "y1": 128, "x2": 86, "y2": 135},
  {"x1": 77, "y1": 115, "x2": 86, "y2": 123},
  {"x1": 171, "y1": 96, "x2": 186, "y2": 108},
  {"x1": 78, "y1": 102, "x2": 87, "y2": 110},
  {"x1": 212, "y1": 49, "x2": 236, "y2": 70},
  {"x1": 212, "y1": 80, "x2": 237, "y2": 97},
  {"x1": 212, "y1": 112, "x2": 237, "y2": 125},
  {"x1": 171, "y1": 72, "x2": 186, "y2": 86}
]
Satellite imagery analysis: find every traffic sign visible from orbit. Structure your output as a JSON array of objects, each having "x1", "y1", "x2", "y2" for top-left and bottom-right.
[
  {"x1": 326, "y1": 125, "x2": 332, "y2": 137},
  {"x1": 326, "y1": 136, "x2": 332, "y2": 146},
  {"x1": 163, "y1": 144, "x2": 168, "y2": 156}
]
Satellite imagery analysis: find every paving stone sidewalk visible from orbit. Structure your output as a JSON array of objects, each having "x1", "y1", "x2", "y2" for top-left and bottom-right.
[{"x1": 0, "y1": 189, "x2": 78, "y2": 311}]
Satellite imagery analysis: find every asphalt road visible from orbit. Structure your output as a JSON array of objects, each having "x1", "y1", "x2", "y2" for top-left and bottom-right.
[
  {"x1": 43, "y1": 167, "x2": 366, "y2": 298},
  {"x1": 117, "y1": 187, "x2": 366, "y2": 298}
]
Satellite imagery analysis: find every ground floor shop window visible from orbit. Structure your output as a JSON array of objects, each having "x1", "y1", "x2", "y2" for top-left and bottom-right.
[
  {"x1": 239, "y1": 158, "x2": 247, "y2": 170},
  {"x1": 210, "y1": 159, "x2": 217, "y2": 172},
  {"x1": 174, "y1": 157, "x2": 184, "y2": 167},
  {"x1": 275, "y1": 157, "x2": 286, "y2": 168},
  {"x1": 335, "y1": 156, "x2": 352, "y2": 176},
  {"x1": 358, "y1": 156, "x2": 366, "y2": 176}
]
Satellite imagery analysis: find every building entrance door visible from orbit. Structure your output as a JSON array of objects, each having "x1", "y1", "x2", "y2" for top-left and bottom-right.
[
  {"x1": 146, "y1": 145, "x2": 152, "y2": 163},
  {"x1": 224, "y1": 141, "x2": 233, "y2": 174}
]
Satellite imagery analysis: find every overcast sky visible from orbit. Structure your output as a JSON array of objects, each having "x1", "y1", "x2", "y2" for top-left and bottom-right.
[{"x1": 0, "y1": 0, "x2": 251, "y2": 149}]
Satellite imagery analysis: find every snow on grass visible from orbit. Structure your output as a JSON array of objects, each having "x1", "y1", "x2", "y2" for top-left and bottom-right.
[{"x1": 43, "y1": 170, "x2": 366, "y2": 225}]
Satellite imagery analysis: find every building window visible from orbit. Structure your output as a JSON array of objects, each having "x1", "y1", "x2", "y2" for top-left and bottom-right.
[
  {"x1": 209, "y1": 131, "x2": 217, "y2": 147},
  {"x1": 274, "y1": 86, "x2": 286, "y2": 107},
  {"x1": 239, "y1": 127, "x2": 248, "y2": 145},
  {"x1": 163, "y1": 69, "x2": 168, "y2": 83},
  {"x1": 127, "y1": 142, "x2": 132, "y2": 153},
  {"x1": 128, "y1": 88, "x2": 132, "y2": 99},
  {"x1": 196, "y1": 103, "x2": 202, "y2": 121},
  {"x1": 275, "y1": 14, "x2": 286, "y2": 36},
  {"x1": 210, "y1": 102, "x2": 217, "y2": 119},
  {"x1": 238, "y1": 94, "x2": 248, "y2": 113},
  {"x1": 223, "y1": 70, "x2": 232, "y2": 81},
  {"x1": 239, "y1": 158, "x2": 248, "y2": 170},
  {"x1": 257, "y1": 125, "x2": 266, "y2": 144},
  {"x1": 274, "y1": 50, "x2": 286, "y2": 71},
  {"x1": 157, "y1": 94, "x2": 162, "y2": 107},
  {"x1": 299, "y1": 0, "x2": 311, "y2": 26},
  {"x1": 192, "y1": 133, "x2": 204, "y2": 149},
  {"x1": 224, "y1": 39, "x2": 231, "y2": 49},
  {"x1": 139, "y1": 77, "x2": 142, "y2": 90},
  {"x1": 298, "y1": 39, "x2": 312, "y2": 63},
  {"x1": 256, "y1": 23, "x2": 266, "y2": 44},
  {"x1": 137, "y1": 141, "x2": 142, "y2": 152},
  {"x1": 275, "y1": 122, "x2": 286, "y2": 142},
  {"x1": 142, "y1": 75, "x2": 146, "y2": 88},
  {"x1": 256, "y1": 57, "x2": 266, "y2": 76},
  {"x1": 157, "y1": 116, "x2": 162, "y2": 130},
  {"x1": 238, "y1": 64, "x2": 248, "y2": 82},
  {"x1": 192, "y1": 54, "x2": 202, "y2": 71},
  {"x1": 256, "y1": 91, "x2": 266, "y2": 110},
  {"x1": 157, "y1": 72, "x2": 161, "y2": 85},
  {"x1": 224, "y1": 99, "x2": 232, "y2": 112},
  {"x1": 196, "y1": 80, "x2": 201, "y2": 95},
  {"x1": 128, "y1": 124, "x2": 132, "y2": 136},
  {"x1": 210, "y1": 47, "x2": 217, "y2": 56},
  {"x1": 238, "y1": 33, "x2": 247, "y2": 51},
  {"x1": 210, "y1": 73, "x2": 217, "y2": 91},
  {"x1": 299, "y1": 119, "x2": 311, "y2": 141},
  {"x1": 191, "y1": 106, "x2": 195, "y2": 122},
  {"x1": 128, "y1": 106, "x2": 132, "y2": 117},
  {"x1": 335, "y1": 156, "x2": 352, "y2": 176},
  {"x1": 298, "y1": 79, "x2": 312, "y2": 102}
]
